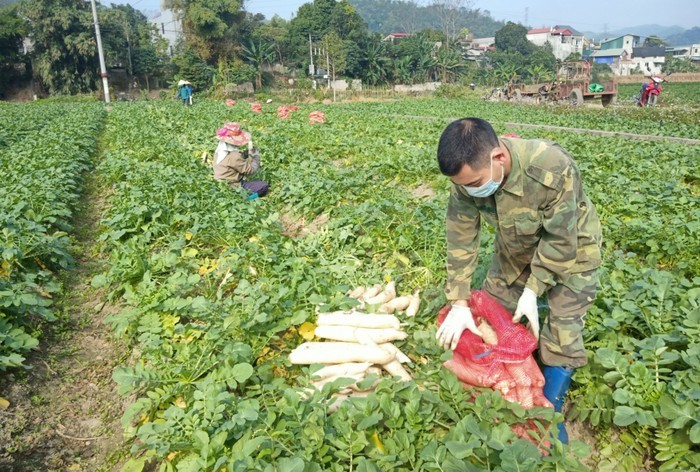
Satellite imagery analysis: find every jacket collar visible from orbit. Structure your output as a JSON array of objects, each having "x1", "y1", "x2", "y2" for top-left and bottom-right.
[{"x1": 499, "y1": 137, "x2": 524, "y2": 197}]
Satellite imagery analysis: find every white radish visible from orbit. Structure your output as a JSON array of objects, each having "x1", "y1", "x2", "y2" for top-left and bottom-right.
[
  {"x1": 379, "y1": 343, "x2": 411, "y2": 364},
  {"x1": 364, "y1": 281, "x2": 396, "y2": 306},
  {"x1": 359, "y1": 284, "x2": 382, "y2": 301},
  {"x1": 289, "y1": 342, "x2": 395, "y2": 365},
  {"x1": 314, "y1": 326, "x2": 408, "y2": 344},
  {"x1": 346, "y1": 286, "x2": 366, "y2": 299},
  {"x1": 317, "y1": 312, "x2": 400, "y2": 330},
  {"x1": 381, "y1": 359, "x2": 412, "y2": 381},
  {"x1": 478, "y1": 320, "x2": 498, "y2": 345},
  {"x1": 311, "y1": 371, "x2": 367, "y2": 390},
  {"x1": 310, "y1": 362, "x2": 372, "y2": 380},
  {"x1": 405, "y1": 291, "x2": 421, "y2": 317},
  {"x1": 379, "y1": 295, "x2": 412, "y2": 314}
]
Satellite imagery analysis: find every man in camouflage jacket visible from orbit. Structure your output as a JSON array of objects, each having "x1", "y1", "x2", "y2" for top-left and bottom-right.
[{"x1": 435, "y1": 117, "x2": 602, "y2": 443}]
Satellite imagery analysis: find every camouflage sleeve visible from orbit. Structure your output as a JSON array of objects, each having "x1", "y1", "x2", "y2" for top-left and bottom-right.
[
  {"x1": 525, "y1": 164, "x2": 578, "y2": 296},
  {"x1": 445, "y1": 185, "x2": 481, "y2": 301}
]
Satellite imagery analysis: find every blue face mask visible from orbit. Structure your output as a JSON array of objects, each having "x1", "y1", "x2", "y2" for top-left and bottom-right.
[{"x1": 461, "y1": 160, "x2": 503, "y2": 198}]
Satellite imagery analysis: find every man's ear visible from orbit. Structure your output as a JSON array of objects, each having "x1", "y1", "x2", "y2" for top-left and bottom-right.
[{"x1": 491, "y1": 147, "x2": 506, "y2": 163}]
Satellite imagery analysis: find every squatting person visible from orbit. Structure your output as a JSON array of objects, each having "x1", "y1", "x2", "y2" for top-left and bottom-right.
[
  {"x1": 434, "y1": 117, "x2": 602, "y2": 443},
  {"x1": 213, "y1": 122, "x2": 269, "y2": 199}
]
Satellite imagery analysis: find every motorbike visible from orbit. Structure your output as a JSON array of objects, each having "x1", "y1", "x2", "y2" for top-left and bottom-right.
[{"x1": 633, "y1": 76, "x2": 663, "y2": 107}]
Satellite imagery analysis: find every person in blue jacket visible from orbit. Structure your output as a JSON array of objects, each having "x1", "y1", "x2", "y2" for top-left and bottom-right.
[{"x1": 177, "y1": 80, "x2": 192, "y2": 105}]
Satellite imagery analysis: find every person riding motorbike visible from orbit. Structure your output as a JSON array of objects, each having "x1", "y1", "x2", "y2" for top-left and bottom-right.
[{"x1": 638, "y1": 75, "x2": 663, "y2": 106}]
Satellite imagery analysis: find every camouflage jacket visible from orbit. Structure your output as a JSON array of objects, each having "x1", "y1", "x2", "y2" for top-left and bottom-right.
[{"x1": 445, "y1": 137, "x2": 602, "y2": 301}]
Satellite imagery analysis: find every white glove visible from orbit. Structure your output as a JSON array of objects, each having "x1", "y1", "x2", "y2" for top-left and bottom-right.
[
  {"x1": 436, "y1": 304, "x2": 483, "y2": 351},
  {"x1": 513, "y1": 287, "x2": 540, "y2": 339}
]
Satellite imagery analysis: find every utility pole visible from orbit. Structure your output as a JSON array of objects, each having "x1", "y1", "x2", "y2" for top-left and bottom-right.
[
  {"x1": 90, "y1": 0, "x2": 110, "y2": 103},
  {"x1": 524, "y1": 7, "x2": 528, "y2": 26},
  {"x1": 308, "y1": 34, "x2": 314, "y2": 77}
]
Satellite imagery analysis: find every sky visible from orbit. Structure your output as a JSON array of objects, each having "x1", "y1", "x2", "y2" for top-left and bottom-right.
[{"x1": 120, "y1": 0, "x2": 699, "y2": 31}]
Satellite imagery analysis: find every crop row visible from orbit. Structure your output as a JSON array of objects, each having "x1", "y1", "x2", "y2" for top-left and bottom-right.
[{"x1": 0, "y1": 102, "x2": 105, "y2": 369}]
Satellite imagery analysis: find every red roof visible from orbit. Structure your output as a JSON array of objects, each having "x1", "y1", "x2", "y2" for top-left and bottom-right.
[
  {"x1": 528, "y1": 27, "x2": 550, "y2": 34},
  {"x1": 388, "y1": 33, "x2": 411, "y2": 38}
]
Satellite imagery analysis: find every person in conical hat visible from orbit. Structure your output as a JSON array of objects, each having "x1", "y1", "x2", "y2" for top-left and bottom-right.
[
  {"x1": 212, "y1": 122, "x2": 268, "y2": 199},
  {"x1": 177, "y1": 79, "x2": 193, "y2": 105}
]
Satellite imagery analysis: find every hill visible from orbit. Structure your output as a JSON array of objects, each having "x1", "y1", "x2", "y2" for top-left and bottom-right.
[
  {"x1": 581, "y1": 24, "x2": 686, "y2": 42},
  {"x1": 665, "y1": 27, "x2": 700, "y2": 46},
  {"x1": 348, "y1": 0, "x2": 505, "y2": 38}
]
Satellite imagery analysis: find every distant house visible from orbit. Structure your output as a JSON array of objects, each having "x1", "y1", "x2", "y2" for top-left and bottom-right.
[
  {"x1": 526, "y1": 25, "x2": 584, "y2": 61},
  {"x1": 460, "y1": 36, "x2": 495, "y2": 61},
  {"x1": 589, "y1": 48, "x2": 635, "y2": 75},
  {"x1": 666, "y1": 44, "x2": 700, "y2": 63},
  {"x1": 150, "y1": 8, "x2": 183, "y2": 56},
  {"x1": 382, "y1": 33, "x2": 411, "y2": 43},
  {"x1": 599, "y1": 34, "x2": 641, "y2": 55},
  {"x1": 631, "y1": 46, "x2": 666, "y2": 75}
]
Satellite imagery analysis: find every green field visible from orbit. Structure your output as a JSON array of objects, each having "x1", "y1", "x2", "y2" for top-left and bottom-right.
[
  {"x1": 1, "y1": 97, "x2": 699, "y2": 471},
  {"x1": 617, "y1": 81, "x2": 700, "y2": 107}
]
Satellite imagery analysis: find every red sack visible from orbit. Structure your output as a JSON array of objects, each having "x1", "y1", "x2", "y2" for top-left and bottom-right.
[
  {"x1": 277, "y1": 104, "x2": 291, "y2": 119},
  {"x1": 437, "y1": 290, "x2": 538, "y2": 366},
  {"x1": 437, "y1": 290, "x2": 552, "y2": 410}
]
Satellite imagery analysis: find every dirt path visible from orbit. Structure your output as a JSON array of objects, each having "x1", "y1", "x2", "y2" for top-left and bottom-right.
[{"x1": 0, "y1": 154, "x2": 126, "y2": 471}]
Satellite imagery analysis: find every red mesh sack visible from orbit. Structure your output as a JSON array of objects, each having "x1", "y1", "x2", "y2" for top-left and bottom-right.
[
  {"x1": 437, "y1": 290, "x2": 538, "y2": 366},
  {"x1": 437, "y1": 290, "x2": 552, "y2": 410}
]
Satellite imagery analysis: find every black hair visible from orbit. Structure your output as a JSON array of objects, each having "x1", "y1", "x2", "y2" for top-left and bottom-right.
[{"x1": 437, "y1": 117, "x2": 499, "y2": 176}]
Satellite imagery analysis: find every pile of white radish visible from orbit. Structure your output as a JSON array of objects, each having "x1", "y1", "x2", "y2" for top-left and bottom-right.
[
  {"x1": 346, "y1": 281, "x2": 421, "y2": 317},
  {"x1": 290, "y1": 290, "x2": 417, "y2": 411}
]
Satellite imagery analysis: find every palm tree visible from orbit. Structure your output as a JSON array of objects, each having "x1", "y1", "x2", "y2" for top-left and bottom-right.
[
  {"x1": 435, "y1": 46, "x2": 463, "y2": 83},
  {"x1": 241, "y1": 40, "x2": 275, "y2": 90},
  {"x1": 363, "y1": 41, "x2": 391, "y2": 85}
]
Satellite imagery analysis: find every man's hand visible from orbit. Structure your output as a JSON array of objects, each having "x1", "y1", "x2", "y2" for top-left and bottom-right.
[
  {"x1": 436, "y1": 304, "x2": 483, "y2": 350},
  {"x1": 513, "y1": 288, "x2": 540, "y2": 339}
]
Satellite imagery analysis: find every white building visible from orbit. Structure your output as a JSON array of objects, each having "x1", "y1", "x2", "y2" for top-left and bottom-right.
[
  {"x1": 527, "y1": 26, "x2": 584, "y2": 61},
  {"x1": 150, "y1": 8, "x2": 183, "y2": 56},
  {"x1": 631, "y1": 46, "x2": 665, "y2": 75}
]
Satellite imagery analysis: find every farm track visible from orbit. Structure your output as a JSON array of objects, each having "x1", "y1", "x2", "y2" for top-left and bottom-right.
[
  {"x1": 379, "y1": 113, "x2": 700, "y2": 145},
  {"x1": 0, "y1": 120, "x2": 126, "y2": 471}
]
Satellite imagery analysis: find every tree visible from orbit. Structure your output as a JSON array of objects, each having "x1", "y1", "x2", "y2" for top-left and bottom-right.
[
  {"x1": 172, "y1": 48, "x2": 214, "y2": 89},
  {"x1": 20, "y1": 0, "x2": 98, "y2": 95},
  {"x1": 643, "y1": 35, "x2": 666, "y2": 47},
  {"x1": 435, "y1": 46, "x2": 463, "y2": 82},
  {"x1": 663, "y1": 55, "x2": 698, "y2": 73},
  {"x1": 241, "y1": 40, "x2": 275, "y2": 89},
  {"x1": 132, "y1": 46, "x2": 162, "y2": 91},
  {"x1": 494, "y1": 22, "x2": 534, "y2": 55},
  {"x1": 431, "y1": 0, "x2": 473, "y2": 47},
  {"x1": 0, "y1": 4, "x2": 28, "y2": 97},
  {"x1": 255, "y1": 15, "x2": 289, "y2": 67},
  {"x1": 287, "y1": 0, "x2": 368, "y2": 72},
  {"x1": 165, "y1": 0, "x2": 246, "y2": 63},
  {"x1": 362, "y1": 39, "x2": 390, "y2": 85},
  {"x1": 322, "y1": 31, "x2": 347, "y2": 82}
]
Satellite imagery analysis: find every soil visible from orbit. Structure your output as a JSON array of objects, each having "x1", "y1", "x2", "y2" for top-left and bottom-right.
[
  {"x1": 411, "y1": 184, "x2": 436, "y2": 199},
  {"x1": 0, "y1": 162, "x2": 127, "y2": 471},
  {"x1": 279, "y1": 211, "x2": 329, "y2": 239}
]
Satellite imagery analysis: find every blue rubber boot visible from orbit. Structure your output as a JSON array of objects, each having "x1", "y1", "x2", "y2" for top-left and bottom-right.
[
  {"x1": 247, "y1": 192, "x2": 259, "y2": 201},
  {"x1": 542, "y1": 365, "x2": 574, "y2": 444}
]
